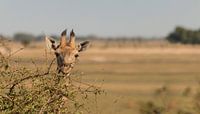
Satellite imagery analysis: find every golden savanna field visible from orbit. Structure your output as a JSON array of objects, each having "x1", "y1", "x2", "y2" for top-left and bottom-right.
[
  {"x1": 2, "y1": 40, "x2": 200, "y2": 114},
  {"x1": 1, "y1": 1, "x2": 200, "y2": 113}
]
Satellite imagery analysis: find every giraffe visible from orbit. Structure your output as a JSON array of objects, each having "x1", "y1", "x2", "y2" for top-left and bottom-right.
[{"x1": 45, "y1": 29, "x2": 90, "y2": 74}]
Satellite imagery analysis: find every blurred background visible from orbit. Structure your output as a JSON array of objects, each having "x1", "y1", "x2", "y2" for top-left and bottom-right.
[{"x1": 1, "y1": 0, "x2": 200, "y2": 114}]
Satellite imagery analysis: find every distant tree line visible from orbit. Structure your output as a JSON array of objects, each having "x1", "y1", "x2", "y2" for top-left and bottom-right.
[
  {"x1": 13, "y1": 33, "x2": 36, "y2": 46},
  {"x1": 12, "y1": 33, "x2": 54, "y2": 47},
  {"x1": 0, "y1": 31, "x2": 166, "y2": 47},
  {"x1": 9, "y1": 33, "x2": 148, "y2": 47},
  {"x1": 167, "y1": 26, "x2": 200, "y2": 44}
]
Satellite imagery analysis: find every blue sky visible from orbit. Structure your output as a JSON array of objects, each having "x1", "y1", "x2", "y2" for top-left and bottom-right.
[{"x1": 0, "y1": 0, "x2": 200, "y2": 37}]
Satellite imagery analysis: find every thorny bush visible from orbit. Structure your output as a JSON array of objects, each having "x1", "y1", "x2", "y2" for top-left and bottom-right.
[{"x1": 0, "y1": 53, "x2": 102, "y2": 114}]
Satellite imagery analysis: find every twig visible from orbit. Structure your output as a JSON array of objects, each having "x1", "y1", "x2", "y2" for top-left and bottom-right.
[
  {"x1": 7, "y1": 47, "x2": 24, "y2": 58},
  {"x1": 71, "y1": 78, "x2": 99, "y2": 88},
  {"x1": 6, "y1": 58, "x2": 55, "y2": 94},
  {"x1": 31, "y1": 59, "x2": 39, "y2": 73},
  {"x1": 39, "y1": 94, "x2": 62, "y2": 114},
  {"x1": 0, "y1": 94, "x2": 23, "y2": 111}
]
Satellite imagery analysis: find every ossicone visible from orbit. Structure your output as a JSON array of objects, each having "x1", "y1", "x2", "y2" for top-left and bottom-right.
[
  {"x1": 61, "y1": 29, "x2": 67, "y2": 36},
  {"x1": 70, "y1": 29, "x2": 75, "y2": 37}
]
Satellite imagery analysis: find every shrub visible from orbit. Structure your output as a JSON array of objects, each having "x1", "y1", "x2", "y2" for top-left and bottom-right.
[
  {"x1": 139, "y1": 85, "x2": 176, "y2": 114},
  {"x1": 139, "y1": 101, "x2": 165, "y2": 114},
  {"x1": 0, "y1": 54, "x2": 102, "y2": 113}
]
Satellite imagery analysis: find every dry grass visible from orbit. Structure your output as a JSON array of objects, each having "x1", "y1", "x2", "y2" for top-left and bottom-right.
[{"x1": 3, "y1": 41, "x2": 200, "y2": 114}]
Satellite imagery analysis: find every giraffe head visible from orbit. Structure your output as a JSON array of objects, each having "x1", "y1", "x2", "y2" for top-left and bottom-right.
[{"x1": 45, "y1": 29, "x2": 90, "y2": 74}]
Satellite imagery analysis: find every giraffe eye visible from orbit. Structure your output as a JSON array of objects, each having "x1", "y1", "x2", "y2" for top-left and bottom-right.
[{"x1": 74, "y1": 54, "x2": 79, "y2": 58}]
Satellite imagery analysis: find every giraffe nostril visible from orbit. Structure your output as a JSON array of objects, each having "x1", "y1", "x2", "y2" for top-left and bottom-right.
[
  {"x1": 75, "y1": 54, "x2": 79, "y2": 58},
  {"x1": 55, "y1": 52, "x2": 59, "y2": 56}
]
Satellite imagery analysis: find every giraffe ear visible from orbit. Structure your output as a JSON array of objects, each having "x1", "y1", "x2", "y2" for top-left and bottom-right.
[
  {"x1": 78, "y1": 41, "x2": 90, "y2": 52},
  {"x1": 45, "y1": 36, "x2": 59, "y2": 51}
]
